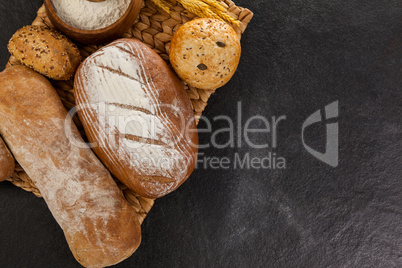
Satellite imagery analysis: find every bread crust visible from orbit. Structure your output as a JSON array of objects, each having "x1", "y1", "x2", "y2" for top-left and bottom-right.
[
  {"x1": 169, "y1": 18, "x2": 241, "y2": 90},
  {"x1": 75, "y1": 38, "x2": 198, "y2": 199},
  {"x1": 8, "y1": 25, "x2": 82, "y2": 80},
  {"x1": 0, "y1": 137, "x2": 14, "y2": 182},
  {"x1": 0, "y1": 66, "x2": 141, "y2": 268}
]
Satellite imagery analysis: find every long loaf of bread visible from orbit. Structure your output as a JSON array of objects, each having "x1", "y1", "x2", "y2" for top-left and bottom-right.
[
  {"x1": 0, "y1": 66, "x2": 141, "y2": 268},
  {"x1": 0, "y1": 137, "x2": 14, "y2": 182}
]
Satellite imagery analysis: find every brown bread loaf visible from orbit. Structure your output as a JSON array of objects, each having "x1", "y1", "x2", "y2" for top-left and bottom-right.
[
  {"x1": 0, "y1": 65, "x2": 141, "y2": 268},
  {"x1": 74, "y1": 38, "x2": 199, "y2": 199}
]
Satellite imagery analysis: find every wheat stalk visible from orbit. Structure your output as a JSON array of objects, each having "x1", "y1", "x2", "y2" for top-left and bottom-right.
[
  {"x1": 149, "y1": 0, "x2": 173, "y2": 14},
  {"x1": 149, "y1": 0, "x2": 240, "y2": 26},
  {"x1": 210, "y1": 6, "x2": 239, "y2": 26},
  {"x1": 178, "y1": 0, "x2": 209, "y2": 18},
  {"x1": 200, "y1": 0, "x2": 225, "y2": 12}
]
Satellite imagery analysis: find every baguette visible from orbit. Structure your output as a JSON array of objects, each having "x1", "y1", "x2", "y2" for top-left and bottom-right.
[
  {"x1": 0, "y1": 66, "x2": 141, "y2": 268},
  {"x1": 0, "y1": 137, "x2": 14, "y2": 182}
]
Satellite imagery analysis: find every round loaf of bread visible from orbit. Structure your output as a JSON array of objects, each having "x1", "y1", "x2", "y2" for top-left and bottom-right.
[
  {"x1": 74, "y1": 38, "x2": 198, "y2": 199},
  {"x1": 169, "y1": 18, "x2": 241, "y2": 90}
]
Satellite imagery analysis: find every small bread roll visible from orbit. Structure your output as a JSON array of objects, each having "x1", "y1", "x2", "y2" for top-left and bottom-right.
[
  {"x1": 169, "y1": 18, "x2": 241, "y2": 90},
  {"x1": 0, "y1": 137, "x2": 14, "y2": 182},
  {"x1": 8, "y1": 25, "x2": 82, "y2": 80}
]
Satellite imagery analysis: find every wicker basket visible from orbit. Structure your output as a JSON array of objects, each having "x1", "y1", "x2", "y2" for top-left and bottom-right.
[{"x1": 4, "y1": 0, "x2": 253, "y2": 224}]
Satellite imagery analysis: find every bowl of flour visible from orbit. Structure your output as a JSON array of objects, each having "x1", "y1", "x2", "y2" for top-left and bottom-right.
[{"x1": 45, "y1": 0, "x2": 142, "y2": 44}]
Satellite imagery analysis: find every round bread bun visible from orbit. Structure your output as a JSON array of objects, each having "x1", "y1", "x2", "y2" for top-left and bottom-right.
[{"x1": 169, "y1": 18, "x2": 241, "y2": 90}]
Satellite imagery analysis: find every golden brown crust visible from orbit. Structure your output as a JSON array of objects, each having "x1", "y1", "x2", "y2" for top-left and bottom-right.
[
  {"x1": 170, "y1": 18, "x2": 241, "y2": 90},
  {"x1": 75, "y1": 38, "x2": 199, "y2": 199},
  {"x1": 0, "y1": 137, "x2": 14, "y2": 182},
  {"x1": 0, "y1": 66, "x2": 141, "y2": 268},
  {"x1": 8, "y1": 25, "x2": 82, "y2": 80}
]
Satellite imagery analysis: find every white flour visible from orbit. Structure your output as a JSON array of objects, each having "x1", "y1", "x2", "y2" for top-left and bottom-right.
[{"x1": 51, "y1": 0, "x2": 131, "y2": 30}]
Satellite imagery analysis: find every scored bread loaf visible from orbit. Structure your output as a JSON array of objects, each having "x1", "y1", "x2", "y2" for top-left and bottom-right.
[
  {"x1": 74, "y1": 38, "x2": 199, "y2": 199},
  {"x1": 0, "y1": 137, "x2": 14, "y2": 182},
  {"x1": 0, "y1": 66, "x2": 141, "y2": 268}
]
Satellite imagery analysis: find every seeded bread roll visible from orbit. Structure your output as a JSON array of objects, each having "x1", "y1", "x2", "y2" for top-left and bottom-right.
[
  {"x1": 169, "y1": 18, "x2": 241, "y2": 90},
  {"x1": 8, "y1": 25, "x2": 82, "y2": 80},
  {"x1": 0, "y1": 66, "x2": 141, "y2": 268},
  {"x1": 74, "y1": 38, "x2": 198, "y2": 199},
  {"x1": 0, "y1": 137, "x2": 14, "y2": 182}
]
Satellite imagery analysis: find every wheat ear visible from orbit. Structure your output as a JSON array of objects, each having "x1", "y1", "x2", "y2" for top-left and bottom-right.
[
  {"x1": 211, "y1": 6, "x2": 239, "y2": 26},
  {"x1": 200, "y1": 0, "x2": 225, "y2": 12},
  {"x1": 149, "y1": 0, "x2": 173, "y2": 14},
  {"x1": 177, "y1": 0, "x2": 209, "y2": 19},
  {"x1": 177, "y1": 0, "x2": 239, "y2": 26}
]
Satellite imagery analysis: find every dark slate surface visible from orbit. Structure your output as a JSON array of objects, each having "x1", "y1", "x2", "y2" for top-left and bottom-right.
[{"x1": 0, "y1": 0, "x2": 401, "y2": 267}]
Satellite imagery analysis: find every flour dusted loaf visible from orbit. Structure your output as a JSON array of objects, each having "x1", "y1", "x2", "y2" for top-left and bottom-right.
[
  {"x1": 8, "y1": 25, "x2": 82, "y2": 80},
  {"x1": 0, "y1": 137, "x2": 14, "y2": 182},
  {"x1": 74, "y1": 38, "x2": 198, "y2": 199},
  {"x1": 169, "y1": 18, "x2": 241, "y2": 90},
  {"x1": 0, "y1": 66, "x2": 141, "y2": 268}
]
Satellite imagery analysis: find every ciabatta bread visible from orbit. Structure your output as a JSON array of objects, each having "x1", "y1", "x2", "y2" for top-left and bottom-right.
[
  {"x1": 0, "y1": 137, "x2": 14, "y2": 182},
  {"x1": 0, "y1": 66, "x2": 141, "y2": 268},
  {"x1": 74, "y1": 38, "x2": 198, "y2": 199}
]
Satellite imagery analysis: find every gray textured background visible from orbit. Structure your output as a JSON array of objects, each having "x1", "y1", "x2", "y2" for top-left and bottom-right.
[{"x1": 0, "y1": 0, "x2": 401, "y2": 267}]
